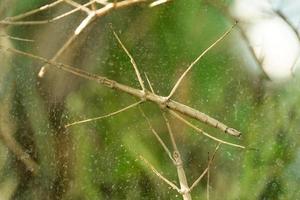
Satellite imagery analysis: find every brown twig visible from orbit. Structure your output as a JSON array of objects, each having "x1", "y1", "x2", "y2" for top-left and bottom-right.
[{"x1": 0, "y1": 45, "x2": 242, "y2": 140}]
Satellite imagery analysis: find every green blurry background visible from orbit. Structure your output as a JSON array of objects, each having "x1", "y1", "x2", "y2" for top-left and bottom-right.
[{"x1": 0, "y1": 0, "x2": 300, "y2": 199}]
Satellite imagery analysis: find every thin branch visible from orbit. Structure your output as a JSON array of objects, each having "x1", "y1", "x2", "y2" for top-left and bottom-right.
[
  {"x1": 66, "y1": 100, "x2": 143, "y2": 127},
  {"x1": 0, "y1": 34, "x2": 34, "y2": 42},
  {"x1": 64, "y1": 0, "x2": 92, "y2": 14},
  {"x1": 0, "y1": 129, "x2": 39, "y2": 174},
  {"x1": 190, "y1": 168, "x2": 208, "y2": 193},
  {"x1": 145, "y1": 73, "x2": 191, "y2": 199},
  {"x1": 0, "y1": 0, "x2": 145, "y2": 25},
  {"x1": 149, "y1": 0, "x2": 171, "y2": 7},
  {"x1": 74, "y1": 12, "x2": 96, "y2": 35},
  {"x1": 169, "y1": 110, "x2": 245, "y2": 149},
  {"x1": 38, "y1": 8, "x2": 97, "y2": 77},
  {"x1": 112, "y1": 29, "x2": 146, "y2": 92},
  {"x1": 139, "y1": 107, "x2": 175, "y2": 163},
  {"x1": 3, "y1": 0, "x2": 64, "y2": 22},
  {"x1": 207, "y1": 143, "x2": 220, "y2": 173},
  {"x1": 161, "y1": 113, "x2": 191, "y2": 200},
  {"x1": 140, "y1": 155, "x2": 181, "y2": 193},
  {"x1": 162, "y1": 112, "x2": 178, "y2": 151},
  {"x1": 0, "y1": 45, "x2": 242, "y2": 138},
  {"x1": 207, "y1": 143, "x2": 221, "y2": 199},
  {"x1": 166, "y1": 22, "x2": 237, "y2": 100},
  {"x1": 145, "y1": 75, "x2": 240, "y2": 138},
  {"x1": 37, "y1": 0, "x2": 146, "y2": 77},
  {"x1": 38, "y1": 32, "x2": 81, "y2": 77},
  {"x1": 207, "y1": 161, "x2": 210, "y2": 200},
  {"x1": 203, "y1": 1, "x2": 271, "y2": 80},
  {"x1": 0, "y1": 1, "x2": 96, "y2": 26},
  {"x1": 189, "y1": 143, "x2": 221, "y2": 192},
  {"x1": 90, "y1": 0, "x2": 98, "y2": 10},
  {"x1": 95, "y1": 0, "x2": 109, "y2": 5},
  {"x1": 144, "y1": 73, "x2": 155, "y2": 93}
]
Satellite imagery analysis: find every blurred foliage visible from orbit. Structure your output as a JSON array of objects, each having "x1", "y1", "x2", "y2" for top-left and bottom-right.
[{"x1": 0, "y1": 0, "x2": 300, "y2": 199}]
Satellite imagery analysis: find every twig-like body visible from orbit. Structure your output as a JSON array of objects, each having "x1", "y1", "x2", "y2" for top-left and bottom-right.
[
  {"x1": 0, "y1": 46, "x2": 242, "y2": 139},
  {"x1": 169, "y1": 110, "x2": 244, "y2": 148}
]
